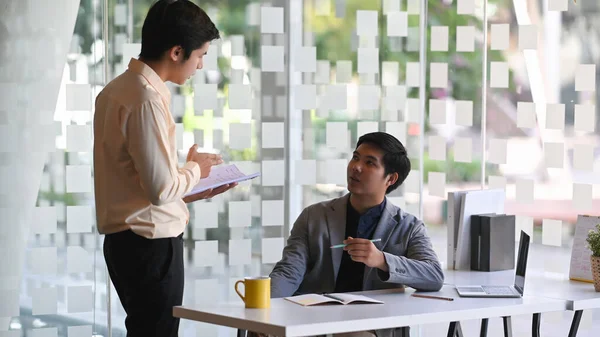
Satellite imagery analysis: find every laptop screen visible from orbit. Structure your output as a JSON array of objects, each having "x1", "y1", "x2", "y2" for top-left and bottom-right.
[{"x1": 513, "y1": 231, "x2": 530, "y2": 294}]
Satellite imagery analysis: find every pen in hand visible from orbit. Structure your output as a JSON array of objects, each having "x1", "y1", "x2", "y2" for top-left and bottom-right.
[
  {"x1": 330, "y1": 238, "x2": 382, "y2": 249},
  {"x1": 411, "y1": 293, "x2": 454, "y2": 301}
]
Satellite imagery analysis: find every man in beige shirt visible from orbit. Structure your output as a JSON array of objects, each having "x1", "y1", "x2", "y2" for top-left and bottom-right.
[{"x1": 93, "y1": 1, "x2": 232, "y2": 336}]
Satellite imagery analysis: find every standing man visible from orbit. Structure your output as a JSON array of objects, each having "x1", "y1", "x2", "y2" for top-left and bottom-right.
[{"x1": 93, "y1": 1, "x2": 233, "y2": 336}]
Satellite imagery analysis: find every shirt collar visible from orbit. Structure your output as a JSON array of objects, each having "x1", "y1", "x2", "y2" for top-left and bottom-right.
[
  {"x1": 127, "y1": 58, "x2": 171, "y2": 104},
  {"x1": 347, "y1": 197, "x2": 387, "y2": 218}
]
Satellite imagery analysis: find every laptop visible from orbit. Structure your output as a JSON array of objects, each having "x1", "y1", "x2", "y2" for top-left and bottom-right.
[{"x1": 455, "y1": 230, "x2": 530, "y2": 298}]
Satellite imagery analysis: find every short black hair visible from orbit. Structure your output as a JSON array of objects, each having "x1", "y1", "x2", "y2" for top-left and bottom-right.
[
  {"x1": 356, "y1": 132, "x2": 411, "y2": 194},
  {"x1": 140, "y1": 0, "x2": 220, "y2": 61}
]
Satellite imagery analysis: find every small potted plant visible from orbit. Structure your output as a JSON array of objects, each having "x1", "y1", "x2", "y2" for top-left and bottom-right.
[{"x1": 586, "y1": 223, "x2": 600, "y2": 291}]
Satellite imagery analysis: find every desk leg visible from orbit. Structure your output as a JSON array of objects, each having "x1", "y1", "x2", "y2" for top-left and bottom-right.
[
  {"x1": 399, "y1": 326, "x2": 410, "y2": 337},
  {"x1": 480, "y1": 318, "x2": 489, "y2": 337},
  {"x1": 532, "y1": 313, "x2": 540, "y2": 337},
  {"x1": 502, "y1": 317, "x2": 512, "y2": 337},
  {"x1": 446, "y1": 322, "x2": 463, "y2": 337},
  {"x1": 568, "y1": 310, "x2": 583, "y2": 337},
  {"x1": 237, "y1": 329, "x2": 247, "y2": 337}
]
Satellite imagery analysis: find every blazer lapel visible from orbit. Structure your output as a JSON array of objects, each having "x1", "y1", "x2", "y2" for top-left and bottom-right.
[
  {"x1": 326, "y1": 194, "x2": 350, "y2": 284},
  {"x1": 363, "y1": 199, "x2": 399, "y2": 288}
]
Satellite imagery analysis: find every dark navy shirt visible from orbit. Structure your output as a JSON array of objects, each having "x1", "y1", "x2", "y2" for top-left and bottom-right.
[{"x1": 334, "y1": 198, "x2": 387, "y2": 293}]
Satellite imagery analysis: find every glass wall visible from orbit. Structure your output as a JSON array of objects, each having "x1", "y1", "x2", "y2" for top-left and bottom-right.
[{"x1": 1, "y1": 0, "x2": 599, "y2": 336}]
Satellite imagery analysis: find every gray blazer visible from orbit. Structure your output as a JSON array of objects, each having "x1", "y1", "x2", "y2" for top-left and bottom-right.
[{"x1": 269, "y1": 194, "x2": 444, "y2": 337}]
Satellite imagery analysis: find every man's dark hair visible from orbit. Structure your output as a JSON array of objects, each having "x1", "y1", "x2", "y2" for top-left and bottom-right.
[
  {"x1": 356, "y1": 132, "x2": 411, "y2": 194},
  {"x1": 140, "y1": 0, "x2": 220, "y2": 61}
]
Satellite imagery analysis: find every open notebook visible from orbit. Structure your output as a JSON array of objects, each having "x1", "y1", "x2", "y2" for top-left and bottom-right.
[
  {"x1": 184, "y1": 164, "x2": 260, "y2": 197},
  {"x1": 285, "y1": 293, "x2": 383, "y2": 306}
]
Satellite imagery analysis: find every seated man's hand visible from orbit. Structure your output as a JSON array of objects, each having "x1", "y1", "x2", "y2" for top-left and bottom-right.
[
  {"x1": 343, "y1": 237, "x2": 388, "y2": 272},
  {"x1": 182, "y1": 183, "x2": 237, "y2": 203}
]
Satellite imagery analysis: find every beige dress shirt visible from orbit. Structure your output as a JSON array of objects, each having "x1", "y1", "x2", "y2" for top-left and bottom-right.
[{"x1": 93, "y1": 58, "x2": 201, "y2": 239}]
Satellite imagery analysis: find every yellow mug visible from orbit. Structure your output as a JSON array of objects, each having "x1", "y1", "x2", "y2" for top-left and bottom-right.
[{"x1": 234, "y1": 276, "x2": 271, "y2": 309}]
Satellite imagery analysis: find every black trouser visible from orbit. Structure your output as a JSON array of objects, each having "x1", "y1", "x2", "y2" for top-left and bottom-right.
[{"x1": 104, "y1": 230, "x2": 184, "y2": 337}]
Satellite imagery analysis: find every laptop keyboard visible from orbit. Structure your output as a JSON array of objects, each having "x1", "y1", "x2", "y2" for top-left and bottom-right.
[{"x1": 481, "y1": 286, "x2": 515, "y2": 295}]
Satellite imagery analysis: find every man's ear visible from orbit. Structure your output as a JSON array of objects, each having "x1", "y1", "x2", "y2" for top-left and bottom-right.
[
  {"x1": 168, "y1": 46, "x2": 183, "y2": 62},
  {"x1": 387, "y1": 172, "x2": 399, "y2": 187}
]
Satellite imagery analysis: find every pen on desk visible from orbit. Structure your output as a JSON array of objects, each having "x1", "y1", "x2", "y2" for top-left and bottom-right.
[
  {"x1": 411, "y1": 293, "x2": 454, "y2": 301},
  {"x1": 330, "y1": 238, "x2": 381, "y2": 249}
]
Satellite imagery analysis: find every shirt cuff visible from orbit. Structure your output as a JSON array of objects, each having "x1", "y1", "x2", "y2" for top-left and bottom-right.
[{"x1": 184, "y1": 161, "x2": 201, "y2": 185}]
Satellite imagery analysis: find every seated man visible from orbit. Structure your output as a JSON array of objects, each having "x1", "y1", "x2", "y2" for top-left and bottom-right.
[{"x1": 269, "y1": 132, "x2": 444, "y2": 337}]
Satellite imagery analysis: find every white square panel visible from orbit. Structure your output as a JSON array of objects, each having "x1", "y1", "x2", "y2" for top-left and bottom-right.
[
  {"x1": 261, "y1": 7, "x2": 284, "y2": 33},
  {"x1": 574, "y1": 104, "x2": 596, "y2": 132},
  {"x1": 228, "y1": 123, "x2": 251, "y2": 150},
  {"x1": 383, "y1": 0, "x2": 400, "y2": 13},
  {"x1": 429, "y1": 99, "x2": 446, "y2": 124},
  {"x1": 262, "y1": 200, "x2": 284, "y2": 227},
  {"x1": 517, "y1": 102, "x2": 536, "y2": 128},
  {"x1": 261, "y1": 46, "x2": 284, "y2": 72},
  {"x1": 573, "y1": 143, "x2": 594, "y2": 171},
  {"x1": 545, "y1": 103, "x2": 565, "y2": 130},
  {"x1": 262, "y1": 122, "x2": 284, "y2": 148},
  {"x1": 406, "y1": 62, "x2": 420, "y2": 87},
  {"x1": 294, "y1": 85, "x2": 317, "y2": 109},
  {"x1": 322, "y1": 85, "x2": 347, "y2": 110},
  {"x1": 262, "y1": 160, "x2": 285, "y2": 186},
  {"x1": 194, "y1": 84, "x2": 218, "y2": 111},
  {"x1": 194, "y1": 279, "x2": 219, "y2": 306},
  {"x1": 407, "y1": 0, "x2": 420, "y2": 14},
  {"x1": 457, "y1": 0, "x2": 475, "y2": 14},
  {"x1": 516, "y1": 216, "x2": 534, "y2": 241},
  {"x1": 357, "y1": 48, "x2": 379, "y2": 74},
  {"x1": 488, "y1": 138, "x2": 507, "y2": 165},
  {"x1": 262, "y1": 238, "x2": 284, "y2": 264},
  {"x1": 356, "y1": 10, "x2": 378, "y2": 36},
  {"x1": 454, "y1": 137, "x2": 472, "y2": 163},
  {"x1": 406, "y1": 98, "x2": 421, "y2": 123},
  {"x1": 357, "y1": 85, "x2": 380, "y2": 110},
  {"x1": 516, "y1": 179, "x2": 534, "y2": 204},
  {"x1": 491, "y1": 24, "x2": 510, "y2": 50},
  {"x1": 31, "y1": 328, "x2": 57, "y2": 337},
  {"x1": 67, "y1": 206, "x2": 92, "y2": 234},
  {"x1": 428, "y1": 136, "x2": 446, "y2": 161},
  {"x1": 326, "y1": 122, "x2": 349, "y2": 150},
  {"x1": 544, "y1": 142, "x2": 564, "y2": 169},
  {"x1": 231, "y1": 35, "x2": 245, "y2": 56},
  {"x1": 326, "y1": 159, "x2": 347, "y2": 185},
  {"x1": 384, "y1": 85, "x2": 406, "y2": 111},
  {"x1": 573, "y1": 183, "x2": 592, "y2": 211},
  {"x1": 294, "y1": 160, "x2": 317, "y2": 185},
  {"x1": 387, "y1": 11, "x2": 408, "y2": 37},
  {"x1": 31, "y1": 206, "x2": 57, "y2": 235},
  {"x1": 32, "y1": 287, "x2": 57, "y2": 315},
  {"x1": 66, "y1": 84, "x2": 91, "y2": 111},
  {"x1": 548, "y1": 0, "x2": 568, "y2": 12},
  {"x1": 542, "y1": 219, "x2": 562, "y2": 247},
  {"x1": 357, "y1": 122, "x2": 378, "y2": 138},
  {"x1": 490, "y1": 62, "x2": 509, "y2": 88},
  {"x1": 204, "y1": 46, "x2": 218, "y2": 71},
  {"x1": 428, "y1": 172, "x2": 446, "y2": 197},
  {"x1": 456, "y1": 26, "x2": 475, "y2": 52},
  {"x1": 455, "y1": 100, "x2": 473, "y2": 126},
  {"x1": 68, "y1": 326, "x2": 93, "y2": 337},
  {"x1": 194, "y1": 241, "x2": 218, "y2": 267},
  {"x1": 67, "y1": 246, "x2": 91, "y2": 274},
  {"x1": 431, "y1": 26, "x2": 449, "y2": 51},
  {"x1": 228, "y1": 84, "x2": 252, "y2": 109},
  {"x1": 576, "y1": 64, "x2": 596, "y2": 92},
  {"x1": 315, "y1": 60, "x2": 331, "y2": 84},
  {"x1": 404, "y1": 170, "x2": 420, "y2": 194},
  {"x1": 114, "y1": 3, "x2": 127, "y2": 26},
  {"x1": 294, "y1": 47, "x2": 317, "y2": 72},
  {"x1": 229, "y1": 239, "x2": 251, "y2": 265},
  {"x1": 66, "y1": 165, "x2": 91, "y2": 193},
  {"x1": 228, "y1": 201, "x2": 251, "y2": 228},
  {"x1": 336, "y1": 60, "x2": 353, "y2": 83},
  {"x1": 382, "y1": 62, "x2": 399, "y2": 86},
  {"x1": 430, "y1": 62, "x2": 448, "y2": 88},
  {"x1": 385, "y1": 122, "x2": 406, "y2": 144},
  {"x1": 519, "y1": 25, "x2": 538, "y2": 50},
  {"x1": 67, "y1": 286, "x2": 93, "y2": 313},
  {"x1": 66, "y1": 125, "x2": 92, "y2": 152},
  {"x1": 0, "y1": 290, "x2": 19, "y2": 317},
  {"x1": 194, "y1": 202, "x2": 219, "y2": 228},
  {"x1": 488, "y1": 175, "x2": 507, "y2": 190}
]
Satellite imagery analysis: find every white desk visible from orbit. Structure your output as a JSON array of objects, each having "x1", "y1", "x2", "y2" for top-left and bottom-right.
[
  {"x1": 173, "y1": 286, "x2": 566, "y2": 337},
  {"x1": 444, "y1": 269, "x2": 600, "y2": 336}
]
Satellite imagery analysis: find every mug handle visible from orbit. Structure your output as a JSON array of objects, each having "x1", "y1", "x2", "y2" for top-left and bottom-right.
[{"x1": 234, "y1": 280, "x2": 245, "y2": 303}]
